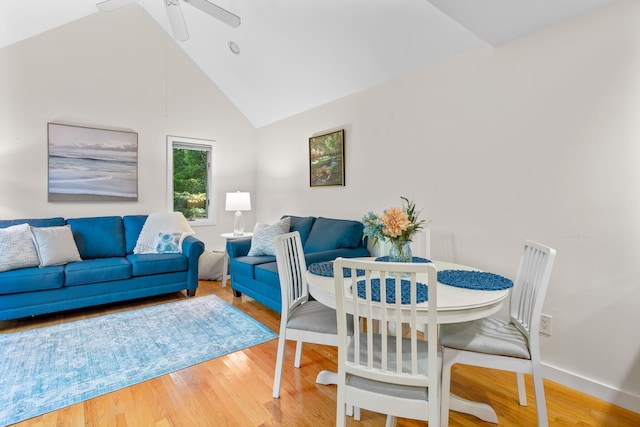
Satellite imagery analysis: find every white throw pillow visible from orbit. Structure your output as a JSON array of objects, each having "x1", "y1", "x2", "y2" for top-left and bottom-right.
[
  {"x1": 0, "y1": 223, "x2": 40, "y2": 272},
  {"x1": 247, "y1": 217, "x2": 291, "y2": 256},
  {"x1": 31, "y1": 225, "x2": 82, "y2": 267},
  {"x1": 252, "y1": 222, "x2": 269, "y2": 233}
]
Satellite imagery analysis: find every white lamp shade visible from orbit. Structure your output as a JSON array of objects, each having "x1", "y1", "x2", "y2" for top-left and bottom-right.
[{"x1": 225, "y1": 192, "x2": 251, "y2": 211}]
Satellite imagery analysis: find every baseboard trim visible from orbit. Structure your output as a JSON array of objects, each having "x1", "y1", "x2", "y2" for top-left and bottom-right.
[{"x1": 542, "y1": 363, "x2": 640, "y2": 414}]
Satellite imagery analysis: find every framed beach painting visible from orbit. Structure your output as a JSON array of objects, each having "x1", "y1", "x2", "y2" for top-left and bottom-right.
[
  {"x1": 48, "y1": 123, "x2": 138, "y2": 201},
  {"x1": 309, "y1": 129, "x2": 345, "y2": 187}
]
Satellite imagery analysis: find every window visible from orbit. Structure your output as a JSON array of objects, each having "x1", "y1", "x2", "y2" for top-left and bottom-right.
[{"x1": 166, "y1": 136, "x2": 215, "y2": 225}]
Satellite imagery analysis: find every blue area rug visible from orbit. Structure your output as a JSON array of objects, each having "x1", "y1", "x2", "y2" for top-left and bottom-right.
[{"x1": 0, "y1": 295, "x2": 277, "y2": 426}]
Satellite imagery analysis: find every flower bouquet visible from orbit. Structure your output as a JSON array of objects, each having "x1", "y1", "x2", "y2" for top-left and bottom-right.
[{"x1": 362, "y1": 197, "x2": 428, "y2": 262}]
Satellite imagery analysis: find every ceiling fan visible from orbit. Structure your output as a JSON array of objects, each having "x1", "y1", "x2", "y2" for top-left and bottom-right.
[{"x1": 96, "y1": 0, "x2": 241, "y2": 42}]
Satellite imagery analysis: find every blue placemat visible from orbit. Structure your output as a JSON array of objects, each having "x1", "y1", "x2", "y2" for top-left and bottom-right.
[
  {"x1": 356, "y1": 278, "x2": 428, "y2": 304},
  {"x1": 308, "y1": 261, "x2": 365, "y2": 278},
  {"x1": 374, "y1": 256, "x2": 431, "y2": 263},
  {"x1": 437, "y1": 270, "x2": 513, "y2": 290}
]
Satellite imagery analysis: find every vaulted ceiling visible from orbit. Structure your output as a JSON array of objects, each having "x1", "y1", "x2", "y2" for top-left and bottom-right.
[{"x1": 0, "y1": 0, "x2": 618, "y2": 128}]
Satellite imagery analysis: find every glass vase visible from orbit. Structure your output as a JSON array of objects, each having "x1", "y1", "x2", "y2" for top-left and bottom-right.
[{"x1": 388, "y1": 240, "x2": 412, "y2": 263}]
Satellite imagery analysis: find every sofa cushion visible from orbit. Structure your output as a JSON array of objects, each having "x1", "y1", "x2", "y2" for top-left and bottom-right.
[
  {"x1": 67, "y1": 216, "x2": 126, "y2": 259},
  {"x1": 230, "y1": 255, "x2": 276, "y2": 279},
  {"x1": 0, "y1": 224, "x2": 40, "y2": 272},
  {"x1": 127, "y1": 254, "x2": 187, "y2": 277},
  {"x1": 64, "y1": 258, "x2": 132, "y2": 287},
  {"x1": 304, "y1": 217, "x2": 364, "y2": 253},
  {"x1": 282, "y1": 215, "x2": 316, "y2": 246},
  {"x1": 0, "y1": 217, "x2": 65, "y2": 229},
  {"x1": 31, "y1": 225, "x2": 82, "y2": 266},
  {"x1": 247, "y1": 217, "x2": 291, "y2": 256},
  {"x1": 0, "y1": 266, "x2": 64, "y2": 295},
  {"x1": 254, "y1": 262, "x2": 281, "y2": 287},
  {"x1": 123, "y1": 215, "x2": 148, "y2": 254}
]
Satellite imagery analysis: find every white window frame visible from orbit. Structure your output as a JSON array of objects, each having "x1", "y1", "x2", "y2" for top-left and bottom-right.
[{"x1": 166, "y1": 135, "x2": 216, "y2": 226}]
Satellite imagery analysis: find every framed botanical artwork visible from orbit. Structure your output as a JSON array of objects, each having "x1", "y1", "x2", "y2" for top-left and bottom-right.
[
  {"x1": 309, "y1": 129, "x2": 345, "y2": 187},
  {"x1": 48, "y1": 123, "x2": 138, "y2": 202}
]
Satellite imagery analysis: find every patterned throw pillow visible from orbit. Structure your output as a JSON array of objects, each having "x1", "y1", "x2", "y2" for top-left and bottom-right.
[
  {"x1": 0, "y1": 223, "x2": 40, "y2": 272},
  {"x1": 31, "y1": 225, "x2": 82, "y2": 267},
  {"x1": 247, "y1": 217, "x2": 291, "y2": 256},
  {"x1": 154, "y1": 232, "x2": 187, "y2": 254}
]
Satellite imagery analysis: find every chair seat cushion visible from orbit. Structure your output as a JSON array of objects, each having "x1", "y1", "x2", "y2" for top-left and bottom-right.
[
  {"x1": 287, "y1": 301, "x2": 339, "y2": 334},
  {"x1": 347, "y1": 374, "x2": 429, "y2": 401},
  {"x1": 440, "y1": 317, "x2": 531, "y2": 359},
  {"x1": 346, "y1": 333, "x2": 438, "y2": 400}
]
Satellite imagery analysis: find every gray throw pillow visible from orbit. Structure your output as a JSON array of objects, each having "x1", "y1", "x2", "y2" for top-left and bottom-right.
[
  {"x1": 31, "y1": 225, "x2": 82, "y2": 266},
  {"x1": 0, "y1": 223, "x2": 40, "y2": 272}
]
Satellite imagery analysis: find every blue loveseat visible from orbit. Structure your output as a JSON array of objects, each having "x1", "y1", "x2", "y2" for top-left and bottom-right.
[
  {"x1": 227, "y1": 215, "x2": 370, "y2": 312},
  {"x1": 0, "y1": 215, "x2": 204, "y2": 321}
]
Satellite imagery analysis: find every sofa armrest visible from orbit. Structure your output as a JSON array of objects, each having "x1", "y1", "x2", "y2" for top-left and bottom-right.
[
  {"x1": 182, "y1": 236, "x2": 205, "y2": 292},
  {"x1": 226, "y1": 237, "x2": 252, "y2": 258}
]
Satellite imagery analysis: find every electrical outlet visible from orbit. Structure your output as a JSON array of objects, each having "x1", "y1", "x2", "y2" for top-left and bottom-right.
[{"x1": 540, "y1": 314, "x2": 552, "y2": 335}]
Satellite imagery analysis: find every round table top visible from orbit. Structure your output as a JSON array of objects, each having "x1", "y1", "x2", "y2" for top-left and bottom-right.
[{"x1": 305, "y1": 258, "x2": 510, "y2": 324}]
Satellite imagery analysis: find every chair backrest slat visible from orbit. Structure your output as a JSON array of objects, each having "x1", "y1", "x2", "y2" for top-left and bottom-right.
[
  {"x1": 275, "y1": 232, "x2": 309, "y2": 318},
  {"x1": 334, "y1": 258, "x2": 440, "y2": 425},
  {"x1": 334, "y1": 258, "x2": 439, "y2": 387},
  {"x1": 510, "y1": 240, "x2": 557, "y2": 342}
]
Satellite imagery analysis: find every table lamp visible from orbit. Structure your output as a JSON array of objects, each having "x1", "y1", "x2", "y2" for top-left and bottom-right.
[{"x1": 225, "y1": 191, "x2": 251, "y2": 235}]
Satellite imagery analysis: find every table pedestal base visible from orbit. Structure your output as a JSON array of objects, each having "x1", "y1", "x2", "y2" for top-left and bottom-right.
[
  {"x1": 315, "y1": 369, "x2": 337, "y2": 385},
  {"x1": 449, "y1": 394, "x2": 498, "y2": 423}
]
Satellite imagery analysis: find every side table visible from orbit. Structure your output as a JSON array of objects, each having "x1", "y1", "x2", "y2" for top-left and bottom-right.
[{"x1": 220, "y1": 232, "x2": 253, "y2": 287}]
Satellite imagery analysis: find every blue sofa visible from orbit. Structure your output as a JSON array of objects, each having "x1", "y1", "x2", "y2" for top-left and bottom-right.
[
  {"x1": 0, "y1": 215, "x2": 204, "y2": 321},
  {"x1": 227, "y1": 216, "x2": 370, "y2": 312}
]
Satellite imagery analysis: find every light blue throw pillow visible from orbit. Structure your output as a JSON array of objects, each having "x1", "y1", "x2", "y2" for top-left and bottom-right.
[
  {"x1": 154, "y1": 232, "x2": 187, "y2": 254},
  {"x1": 247, "y1": 217, "x2": 291, "y2": 256}
]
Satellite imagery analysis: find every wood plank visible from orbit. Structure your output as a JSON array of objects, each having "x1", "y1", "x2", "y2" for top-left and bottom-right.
[{"x1": 2, "y1": 280, "x2": 638, "y2": 426}]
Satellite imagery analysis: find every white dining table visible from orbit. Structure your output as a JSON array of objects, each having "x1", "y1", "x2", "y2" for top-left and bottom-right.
[{"x1": 305, "y1": 258, "x2": 510, "y2": 424}]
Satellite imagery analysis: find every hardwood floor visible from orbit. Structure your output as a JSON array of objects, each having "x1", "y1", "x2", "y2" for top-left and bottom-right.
[{"x1": 2, "y1": 280, "x2": 638, "y2": 426}]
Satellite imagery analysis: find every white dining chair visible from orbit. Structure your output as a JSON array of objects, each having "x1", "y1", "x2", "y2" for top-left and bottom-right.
[
  {"x1": 272, "y1": 231, "x2": 342, "y2": 399},
  {"x1": 440, "y1": 240, "x2": 556, "y2": 427},
  {"x1": 333, "y1": 257, "x2": 441, "y2": 427}
]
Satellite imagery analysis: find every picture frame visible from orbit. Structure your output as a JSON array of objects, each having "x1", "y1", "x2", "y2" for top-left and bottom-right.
[
  {"x1": 309, "y1": 129, "x2": 345, "y2": 187},
  {"x1": 48, "y1": 123, "x2": 138, "y2": 202}
]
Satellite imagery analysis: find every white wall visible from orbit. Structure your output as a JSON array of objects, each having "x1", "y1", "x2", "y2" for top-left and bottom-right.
[
  {"x1": 255, "y1": 0, "x2": 640, "y2": 411},
  {"x1": 0, "y1": 7, "x2": 257, "y2": 251}
]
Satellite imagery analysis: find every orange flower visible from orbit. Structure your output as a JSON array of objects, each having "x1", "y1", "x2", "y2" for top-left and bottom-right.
[{"x1": 381, "y1": 207, "x2": 410, "y2": 238}]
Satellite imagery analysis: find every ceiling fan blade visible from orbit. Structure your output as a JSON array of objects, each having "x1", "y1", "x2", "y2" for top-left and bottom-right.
[
  {"x1": 96, "y1": 0, "x2": 138, "y2": 12},
  {"x1": 184, "y1": 0, "x2": 241, "y2": 28},
  {"x1": 166, "y1": 0, "x2": 189, "y2": 41}
]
